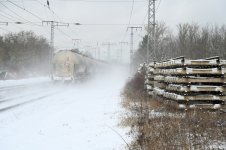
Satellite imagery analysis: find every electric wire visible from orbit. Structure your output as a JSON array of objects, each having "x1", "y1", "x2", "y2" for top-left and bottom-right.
[
  {"x1": 6, "y1": 0, "x2": 44, "y2": 21},
  {"x1": 0, "y1": 2, "x2": 31, "y2": 22},
  {"x1": 0, "y1": 26, "x2": 11, "y2": 32},
  {"x1": 0, "y1": 0, "x2": 72, "y2": 46},
  {"x1": 0, "y1": 16, "x2": 8, "y2": 22},
  {"x1": 33, "y1": 0, "x2": 60, "y2": 21},
  {"x1": 0, "y1": 11, "x2": 18, "y2": 22},
  {"x1": 120, "y1": 0, "x2": 134, "y2": 41},
  {"x1": 32, "y1": 0, "x2": 77, "y2": 41},
  {"x1": 156, "y1": 0, "x2": 161, "y2": 12},
  {"x1": 0, "y1": 8, "x2": 30, "y2": 23},
  {"x1": 37, "y1": 0, "x2": 82, "y2": 46},
  {"x1": 127, "y1": 0, "x2": 134, "y2": 27},
  {"x1": 3, "y1": 0, "x2": 73, "y2": 46},
  {"x1": 56, "y1": 28, "x2": 73, "y2": 40},
  {"x1": 139, "y1": 0, "x2": 161, "y2": 38},
  {"x1": 3, "y1": 0, "x2": 52, "y2": 33},
  {"x1": 72, "y1": 23, "x2": 143, "y2": 26},
  {"x1": 20, "y1": 0, "x2": 24, "y2": 8},
  {"x1": 0, "y1": 1, "x2": 42, "y2": 26},
  {"x1": 0, "y1": 0, "x2": 146, "y2": 3},
  {"x1": 0, "y1": 0, "x2": 147, "y2": 50}
]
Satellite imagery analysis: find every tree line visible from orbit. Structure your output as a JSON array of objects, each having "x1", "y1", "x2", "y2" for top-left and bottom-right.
[
  {"x1": 133, "y1": 23, "x2": 226, "y2": 67},
  {"x1": 0, "y1": 31, "x2": 50, "y2": 78}
]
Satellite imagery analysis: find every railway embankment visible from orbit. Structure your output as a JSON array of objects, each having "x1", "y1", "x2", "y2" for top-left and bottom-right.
[{"x1": 120, "y1": 69, "x2": 226, "y2": 149}]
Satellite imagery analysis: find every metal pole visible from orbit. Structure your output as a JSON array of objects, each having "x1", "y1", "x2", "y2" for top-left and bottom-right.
[
  {"x1": 108, "y1": 43, "x2": 110, "y2": 61},
  {"x1": 94, "y1": 48, "x2": 97, "y2": 59},
  {"x1": 102, "y1": 42, "x2": 116, "y2": 62},
  {"x1": 50, "y1": 22, "x2": 54, "y2": 64},
  {"x1": 130, "y1": 28, "x2": 134, "y2": 70},
  {"x1": 42, "y1": 21, "x2": 69, "y2": 75},
  {"x1": 120, "y1": 44, "x2": 123, "y2": 62},
  {"x1": 153, "y1": 0, "x2": 156, "y2": 61},
  {"x1": 127, "y1": 27, "x2": 142, "y2": 72},
  {"x1": 147, "y1": 0, "x2": 157, "y2": 62},
  {"x1": 119, "y1": 42, "x2": 128, "y2": 63},
  {"x1": 147, "y1": 0, "x2": 151, "y2": 63},
  {"x1": 72, "y1": 39, "x2": 81, "y2": 50},
  {"x1": 130, "y1": 28, "x2": 133, "y2": 61},
  {"x1": 97, "y1": 42, "x2": 100, "y2": 60}
]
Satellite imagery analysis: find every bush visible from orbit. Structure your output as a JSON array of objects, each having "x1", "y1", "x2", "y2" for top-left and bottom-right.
[{"x1": 121, "y1": 74, "x2": 226, "y2": 150}]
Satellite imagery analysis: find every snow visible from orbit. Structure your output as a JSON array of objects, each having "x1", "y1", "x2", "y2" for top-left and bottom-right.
[
  {"x1": 0, "y1": 67, "x2": 130, "y2": 150},
  {"x1": 0, "y1": 77, "x2": 50, "y2": 88}
]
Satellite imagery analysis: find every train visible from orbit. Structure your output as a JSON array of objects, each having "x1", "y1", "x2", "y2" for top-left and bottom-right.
[{"x1": 51, "y1": 49, "x2": 103, "y2": 81}]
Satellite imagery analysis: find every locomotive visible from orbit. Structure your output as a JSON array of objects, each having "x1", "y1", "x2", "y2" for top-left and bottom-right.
[{"x1": 52, "y1": 49, "x2": 100, "y2": 81}]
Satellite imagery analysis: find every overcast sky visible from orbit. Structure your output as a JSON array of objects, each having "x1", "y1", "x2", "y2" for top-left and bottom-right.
[{"x1": 0, "y1": 0, "x2": 225, "y2": 62}]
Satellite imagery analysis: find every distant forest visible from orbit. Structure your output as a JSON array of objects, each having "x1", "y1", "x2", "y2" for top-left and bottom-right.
[
  {"x1": 133, "y1": 23, "x2": 226, "y2": 67},
  {"x1": 0, "y1": 31, "x2": 50, "y2": 78}
]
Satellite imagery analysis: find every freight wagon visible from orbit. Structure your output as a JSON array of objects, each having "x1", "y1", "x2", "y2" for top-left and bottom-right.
[{"x1": 52, "y1": 49, "x2": 99, "y2": 81}]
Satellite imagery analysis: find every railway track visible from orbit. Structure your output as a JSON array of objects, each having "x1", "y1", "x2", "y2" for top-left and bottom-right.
[
  {"x1": 0, "y1": 83, "x2": 54, "y2": 103},
  {"x1": 0, "y1": 94, "x2": 53, "y2": 112},
  {"x1": 0, "y1": 81, "x2": 71, "y2": 113},
  {"x1": 0, "y1": 85, "x2": 28, "y2": 91}
]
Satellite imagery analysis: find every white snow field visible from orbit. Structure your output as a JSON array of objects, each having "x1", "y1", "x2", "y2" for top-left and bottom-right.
[{"x1": 0, "y1": 67, "x2": 130, "y2": 150}]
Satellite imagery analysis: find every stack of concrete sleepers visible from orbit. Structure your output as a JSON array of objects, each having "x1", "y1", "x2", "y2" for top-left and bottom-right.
[
  {"x1": 145, "y1": 62, "x2": 155, "y2": 95},
  {"x1": 153, "y1": 56, "x2": 226, "y2": 109}
]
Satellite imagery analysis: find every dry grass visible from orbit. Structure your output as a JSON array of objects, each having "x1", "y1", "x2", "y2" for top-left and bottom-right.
[{"x1": 121, "y1": 73, "x2": 226, "y2": 150}]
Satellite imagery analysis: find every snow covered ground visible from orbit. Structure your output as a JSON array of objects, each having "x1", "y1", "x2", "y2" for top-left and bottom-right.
[{"x1": 0, "y1": 67, "x2": 130, "y2": 150}]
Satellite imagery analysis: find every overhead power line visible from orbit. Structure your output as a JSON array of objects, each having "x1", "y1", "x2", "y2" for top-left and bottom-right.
[
  {"x1": 42, "y1": 21, "x2": 69, "y2": 66},
  {"x1": 71, "y1": 23, "x2": 143, "y2": 26},
  {"x1": 102, "y1": 42, "x2": 116, "y2": 61},
  {"x1": 57, "y1": 28, "x2": 72, "y2": 40},
  {"x1": 0, "y1": 11, "x2": 17, "y2": 22},
  {"x1": 32, "y1": 0, "x2": 78, "y2": 46},
  {"x1": 6, "y1": 0, "x2": 44, "y2": 21},
  {"x1": 0, "y1": 0, "x2": 146, "y2": 3},
  {"x1": 0, "y1": 22, "x2": 8, "y2": 25},
  {"x1": 33, "y1": 0, "x2": 62, "y2": 21},
  {"x1": 127, "y1": 26, "x2": 142, "y2": 71},
  {"x1": 0, "y1": 2, "x2": 31, "y2": 22},
  {"x1": 119, "y1": 41, "x2": 128, "y2": 62},
  {"x1": 156, "y1": 0, "x2": 161, "y2": 12},
  {"x1": 127, "y1": 0, "x2": 134, "y2": 27},
  {"x1": 0, "y1": 26, "x2": 11, "y2": 32},
  {"x1": 0, "y1": 1, "x2": 43, "y2": 26},
  {"x1": 0, "y1": 22, "x2": 10, "y2": 32},
  {"x1": 72, "y1": 39, "x2": 81, "y2": 49},
  {"x1": 0, "y1": 9, "x2": 24, "y2": 22},
  {"x1": 121, "y1": 0, "x2": 135, "y2": 41}
]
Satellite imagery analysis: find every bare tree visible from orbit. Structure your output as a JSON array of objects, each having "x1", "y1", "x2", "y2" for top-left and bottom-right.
[{"x1": 133, "y1": 23, "x2": 226, "y2": 66}]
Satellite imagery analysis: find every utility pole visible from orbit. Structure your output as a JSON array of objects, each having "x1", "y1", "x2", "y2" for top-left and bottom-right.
[
  {"x1": 93, "y1": 47, "x2": 97, "y2": 59},
  {"x1": 72, "y1": 39, "x2": 81, "y2": 50},
  {"x1": 147, "y1": 0, "x2": 157, "y2": 63},
  {"x1": 102, "y1": 42, "x2": 116, "y2": 62},
  {"x1": 42, "y1": 21, "x2": 69, "y2": 68},
  {"x1": 97, "y1": 42, "x2": 100, "y2": 60},
  {"x1": 119, "y1": 42, "x2": 128, "y2": 62},
  {"x1": 84, "y1": 45, "x2": 93, "y2": 57},
  {"x1": 127, "y1": 27, "x2": 142, "y2": 71}
]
